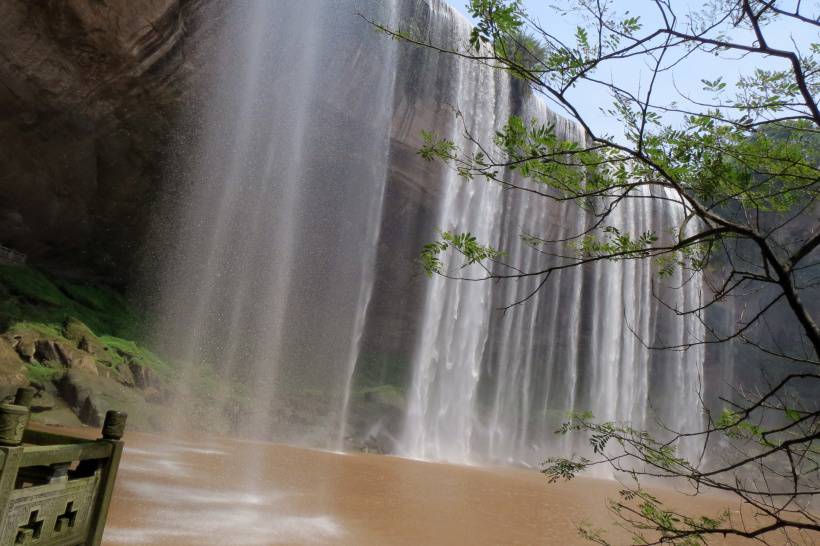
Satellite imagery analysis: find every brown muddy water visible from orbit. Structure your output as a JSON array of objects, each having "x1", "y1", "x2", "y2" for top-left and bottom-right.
[{"x1": 50, "y1": 429, "x2": 800, "y2": 546}]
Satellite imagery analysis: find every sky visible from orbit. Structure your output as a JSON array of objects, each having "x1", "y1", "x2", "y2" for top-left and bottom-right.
[{"x1": 450, "y1": 1, "x2": 818, "y2": 138}]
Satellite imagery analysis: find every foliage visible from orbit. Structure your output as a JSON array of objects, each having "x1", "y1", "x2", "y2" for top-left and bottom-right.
[
  {"x1": 543, "y1": 405, "x2": 818, "y2": 544},
  {"x1": 98, "y1": 335, "x2": 171, "y2": 376},
  {"x1": 0, "y1": 265, "x2": 172, "y2": 382},
  {"x1": 9, "y1": 321, "x2": 64, "y2": 340},
  {"x1": 0, "y1": 265, "x2": 66, "y2": 307},
  {"x1": 577, "y1": 227, "x2": 658, "y2": 260},
  {"x1": 25, "y1": 361, "x2": 61, "y2": 384},
  {"x1": 420, "y1": 230, "x2": 504, "y2": 277},
  {"x1": 0, "y1": 265, "x2": 141, "y2": 339}
]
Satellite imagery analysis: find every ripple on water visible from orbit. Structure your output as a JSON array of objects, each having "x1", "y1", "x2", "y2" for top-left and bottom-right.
[
  {"x1": 106, "y1": 477, "x2": 343, "y2": 545},
  {"x1": 108, "y1": 441, "x2": 344, "y2": 545}
]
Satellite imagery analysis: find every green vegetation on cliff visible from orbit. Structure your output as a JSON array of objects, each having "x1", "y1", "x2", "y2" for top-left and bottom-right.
[
  {"x1": 0, "y1": 264, "x2": 257, "y2": 435},
  {"x1": 0, "y1": 265, "x2": 140, "y2": 339},
  {"x1": 0, "y1": 264, "x2": 176, "y2": 429},
  {"x1": 0, "y1": 264, "x2": 171, "y2": 377}
]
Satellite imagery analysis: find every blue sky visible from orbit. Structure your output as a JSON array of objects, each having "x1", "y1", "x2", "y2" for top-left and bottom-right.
[{"x1": 451, "y1": 1, "x2": 817, "y2": 137}]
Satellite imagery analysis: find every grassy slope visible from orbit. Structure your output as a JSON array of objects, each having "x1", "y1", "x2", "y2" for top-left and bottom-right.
[{"x1": 0, "y1": 264, "x2": 168, "y2": 375}]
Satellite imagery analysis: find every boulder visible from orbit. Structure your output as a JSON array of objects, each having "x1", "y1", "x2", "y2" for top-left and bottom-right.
[
  {"x1": 6, "y1": 331, "x2": 36, "y2": 361},
  {"x1": 56, "y1": 370, "x2": 110, "y2": 426},
  {"x1": 30, "y1": 389, "x2": 56, "y2": 412},
  {"x1": 0, "y1": 336, "x2": 27, "y2": 400},
  {"x1": 0, "y1": 335, "x2": 24, "y2": 368},
  {"x1": 128, "y1": 361, "x2": 146, "y2": 389},
  {"x1": 114, "y1": 362, "x2": 136, "y2": 386},
  {"x1": 34, "y1": 339, "x2": 59, "y2": 363},
  {"x1": 128, "y1": 361, "x2": 163, "y2": 390},
  {"x1": 54, "y1": 341, "x2": 99, "y2": 375},
  {"x1": 62, "y1": 318, "x2": 105, "y2": 356},
  {"x1": 56, "y1": 368, "x2": 159, "y2": 429}
]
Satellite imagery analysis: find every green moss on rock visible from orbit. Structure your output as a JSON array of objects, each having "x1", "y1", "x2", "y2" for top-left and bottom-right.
[
  {"x1": 25, "y1": 361, "x2": 61, "y2": 385},
  {"x1": 98, "y1": 335, "x2": 170, "y2": 375},
  {"x1": 9, "y1": 321, "x2": 66, "y2": 340}
]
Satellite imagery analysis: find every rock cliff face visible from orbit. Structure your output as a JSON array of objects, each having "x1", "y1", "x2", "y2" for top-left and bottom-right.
[
  {"x1": 0, "y1": 0, "x2": 456, "y2": 439},
  {"x1": 0, "y1": 1, "x2": 214, "y2": 427},
  {"x1": 0, "y1": 0, "x2": 448, "y2": 296},
  {"x1": 0, "y1": 0, "x2": 455, "y2": 435},
  {"x1": 0, "y1": 0, "x2": 217, "y2": 281}
]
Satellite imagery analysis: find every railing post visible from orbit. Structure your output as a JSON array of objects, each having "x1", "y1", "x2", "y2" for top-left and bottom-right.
[
  {"x1": 0, "y1": 403, "x2": 29, "y2": 446},
  {"x1": 0, "y1": 402, "x2": 26, "y2": 532},
  {"x1": 14, "y1": 387, "x2": 35, "y2": 409},
  {"x1": 88, "y1": 411, "x2": 127, "y2": 546}
]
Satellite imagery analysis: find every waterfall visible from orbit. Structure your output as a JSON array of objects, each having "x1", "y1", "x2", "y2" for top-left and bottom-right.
[
  {"x1": 150, "y1": 0, "x2": 705, "y2": 469},
  {"x1": 394, "y1": 2, "x2": 706, "y2": 467},
  {"x1": 151, "y1": 0, "x2": 397, "y2": 446},
  {"x1": 400, "y1": 56, "x2": 508, "y2": 462}
]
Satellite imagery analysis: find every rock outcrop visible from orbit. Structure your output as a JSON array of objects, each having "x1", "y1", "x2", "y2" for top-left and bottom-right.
[
  {"x1": 0, "y1": 0, "x2": 217, "y2": 281},
  {"x1": 1, "y1": 318, "x2": 171, "y2": 430},
  {"x1": 0, "y1": 336, "x2": 27, "y2": 400}
]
